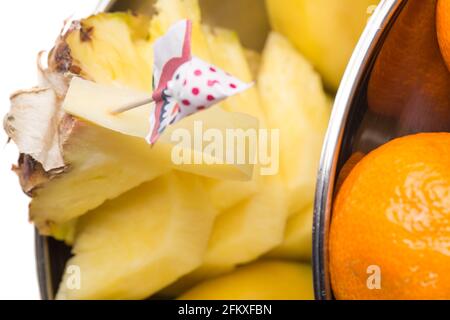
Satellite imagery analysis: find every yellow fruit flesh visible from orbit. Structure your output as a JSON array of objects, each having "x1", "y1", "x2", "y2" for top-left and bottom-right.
[
  {"x1": 63, "y1": 78, "x2": 258, "y2": 181},
  {"x1": 179, "y1": 261, "x2": 314, "y2": 300},
  {"x1": 49, "y1": 0, "x2": 328, "y2": 299},
  {"x1": 66, "y1": 13, "x2": 153, "y2": 92},
  {"x1": 265, "y1": 0, "x2": 378, "y2": 90},
  {"x1": 258, "y1": 32, "x2": 330, "y2": 214},
  {"x1": 150, "y1": 0, "x2": 211, "y2": 61},
  {"x1": 31, "y1": 122, "x2": 170, "y2": 239},
  {"x1": 202, "y1": 26, "x2": 268, "y2": 210},
  {"x1": 57, "y1": 173, "x2": 217, "y2": 300},
  {"x1": 28, "y1": 13, "x2": 159, "y2": 241},
  {"x1": 163, "y1": 176, "x2": 287, "y2": 296},
  {"x1": 267, "y1": 204, "x2": 313, "y2": 261},
  {"x1": 152, "y1": 1, "x2": 268, "y2": 210},
  {"x1": 204, "y1": 176, "x2": 287, "y2": 266}
]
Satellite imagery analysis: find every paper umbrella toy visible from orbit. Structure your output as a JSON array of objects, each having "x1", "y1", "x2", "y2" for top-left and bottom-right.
[{"x1": 114, "y1": 19, "x2": 252, "y2": 144}]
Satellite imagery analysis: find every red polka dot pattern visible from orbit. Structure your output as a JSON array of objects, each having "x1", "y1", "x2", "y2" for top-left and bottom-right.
[
  {"x1": 208, "y1": 80, "x2": 219, "y2": 87},
  {"x1": 166, "y1": 58, "x2": 251, "y2": 123}
]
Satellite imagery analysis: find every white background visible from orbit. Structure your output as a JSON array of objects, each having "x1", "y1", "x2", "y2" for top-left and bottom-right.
[{"x1": 0, "y1": 0, "x2": 108, "y2": 300}]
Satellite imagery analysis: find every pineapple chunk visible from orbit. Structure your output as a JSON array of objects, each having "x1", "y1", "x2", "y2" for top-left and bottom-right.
[
  {"x1": 31, "y1": 118, "x2": 170, "y2": 238},
  {"x1": 267, "y1": 204, "x2": 313, "y2": 260},
  {"x1": 163, "y1": 176, "x2": 288, "y2": 296},
  {"x1": 160, "y1": 264, "x2": 234, "y2": 298},
  {"x1": 179, "y1": 261, "x2": 314, "y2": 300},
  {"x1": 65, "y1": 13, "x2": 153, "y2": 92},
  {"x1": 63, "y1": 77, "x2": 258, "y2": 181},
  {"x1": 202, "y1": 26, "x2": 270, "y2": 210},
  {"x1": 203, "y1": 26, "x2": 267, "y2": 124},
  {"x1": 150, "y1": 0, "x2": 265, "y2": 210},
  {"x1": 258, "y1": 32, "x2": 330, "y2": 214},
  {"x1": 151, "y1": 0, "x2": 211, "y2": 61},
  {"x1": 5, "y1": 13, "x2": 159, "y2": 239},
  {"x1": 203, "y1": 176, "x2": 287, "y2": 267},
  {"x1": 245, "y1": 49, "x2": 262, "y2": 80},
  {"x1": 57, "y1": 173, "x2": 217, "y2": 300}
]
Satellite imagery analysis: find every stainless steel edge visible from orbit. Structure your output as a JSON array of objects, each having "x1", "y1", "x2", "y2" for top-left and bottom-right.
[
  {"x1": 96, "y1": 0, "x2": 117, "y2": 13},
  {"x1": 312, "y1": 0, "x2": 406, "y2": 300}
]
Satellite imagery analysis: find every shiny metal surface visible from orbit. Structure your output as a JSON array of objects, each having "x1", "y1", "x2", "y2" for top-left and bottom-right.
[{"x1": 313, "y1": 0, "x2": 450, "y2": 300}]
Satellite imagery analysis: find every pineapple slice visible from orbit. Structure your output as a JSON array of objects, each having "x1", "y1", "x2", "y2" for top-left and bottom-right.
[
  {"x1": 258, "y1": 32, "x2": 330, "y2": 214},
  {"x1": 162, "y1": 176, "x2": 288, "y2": 296},
  {"x1": 245, "y1": 49, "x2": 262, "y2": 80},
  {"x1": 267, "y1": 204, "x2": 313, "y2": 261},
  {"x1": 179, "y1": 260, "x2": 314, "y2": 300},
  {"x1": 151, "y1": 0, "x2": 265, "y2": 210},
  {"x1": 203, "y1": 176, "x2": 287, "y2": 267},
  {"x1": 57, "y1": 173, "x2": 217, "y2": 300},
  {"x1": 202, "y1": 26, "x2": 269, "y2": 211},
  {"x1": 7, "y1": 10, "x2": 259, "y2": 238},
  {"x1": 151, "y1": 0, "x2": 266, "y2": 210},
  {"x1": 160, "y1": 264, "x2": 234, "y2": 298},
  {"x1": 151, "y1": 0, "x2": 211, "y2": 61},
  {"x1": 5, "y1": 13, "x2": 161, "y2": 239},
  {"x1": 203, "y1": 27, "x2": 267, "y2": 123},
  {"x1": 30, "y1": 116, "x2": 170, "y2": 238},
  {"x1": 64, "y1": 13, "x2": 153, "y2": 92},
  {"x1": 63, "y1": 77, "x2": 258, "y2": 181}
]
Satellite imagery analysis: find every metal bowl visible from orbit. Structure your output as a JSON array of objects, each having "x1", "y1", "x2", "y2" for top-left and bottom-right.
[{"x1": 313, "y1": 0, "x2": 450, "y2": 300}]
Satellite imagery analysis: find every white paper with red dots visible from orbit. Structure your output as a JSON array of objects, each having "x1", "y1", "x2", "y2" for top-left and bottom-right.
[{"x1": 147, "y1": 19, "x2": 252, "y2": 144}]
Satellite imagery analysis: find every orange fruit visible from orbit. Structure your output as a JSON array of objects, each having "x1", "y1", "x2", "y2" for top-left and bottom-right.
[
  {"x1": 437, "y1": 0, "x2": 450, "y2": 71},
  {"x1": 330, "y1": 133, "x2": 450, "y2": 300}
]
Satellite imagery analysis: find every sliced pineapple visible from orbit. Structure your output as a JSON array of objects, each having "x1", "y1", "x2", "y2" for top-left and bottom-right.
[
  {"x1": 267, "y1": 204, "x2": 313, "y2": 261},
  {"x1": 63, "y1": 77, "x2": 258, "y2": 181},
  {"x1": 258, "y1": 32, "x2": 330, "y2": 214},
  {"x1": 203, "y1": 26, "x2": 267, "y2": 124},
  {"x1": 203, "y1": 176, "x2": 287, "y2": 267},
  {"x1": 160, "y1": 264, "x2": 234, "y2": 298},
  {"x1": 245, "y1": 49, "x2": 262, "y2": 80},
  {"x1": 64, "y1": 13, "x2": 153, "y2": 92},
  {"x1": 151, "y1": 0, "x2": 267, "y2": 210},
  {"x1": 57, "y1": 172, "x2": 217, "y2": 300},
  {"x1": 30, "y1": 117, "x2": 170, "y2": 238},
  {"x1": 202, "y1": 26, "x2": 270, "y2": 211},
  {"x1": 5, "y1": 13, "x2": 160, "y2": 239},
  {"x1": 179, "y1": 260, "x2": 314, "y2": 300},
  {"x1": 150, "y1": 0, "x2": 211, "y2": 61}
]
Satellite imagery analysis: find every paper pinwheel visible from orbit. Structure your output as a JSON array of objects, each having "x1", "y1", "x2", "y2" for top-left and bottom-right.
[{"x1": 114, "y1": 19, "x2": 252, "y2": 144}]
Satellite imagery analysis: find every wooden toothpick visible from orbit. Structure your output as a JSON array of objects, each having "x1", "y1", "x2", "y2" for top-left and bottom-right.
[{"x1": 110, "y1": 97, "x2": 154, "y2": 115}]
